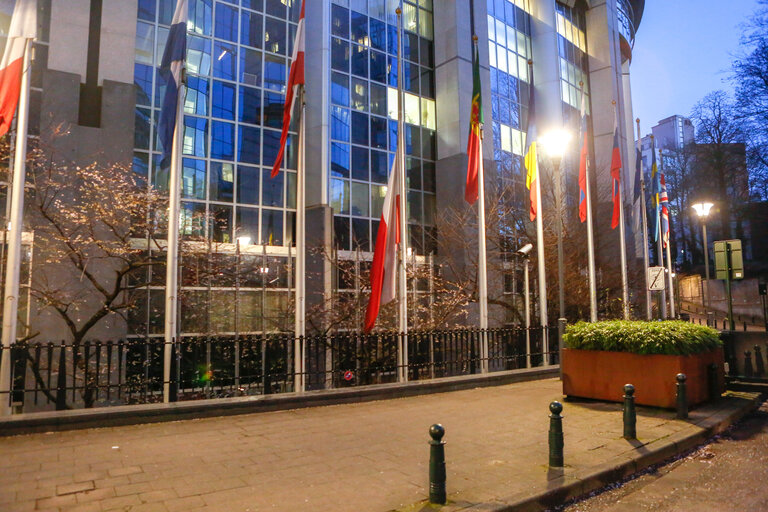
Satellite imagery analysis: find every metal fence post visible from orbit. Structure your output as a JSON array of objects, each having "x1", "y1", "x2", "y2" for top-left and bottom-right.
[
  {"x1": 623, "y1": 384, "x2": 636, "y2": 440},
  {"x1": 549, "y1": 401, "x2": 564, "y2": 467},
  {"x1": 428, "y1": 424, "x2": 446, "y2": 505},
  {"x1": 676, "y1": 373, "x2": 688, "y2": 419}
]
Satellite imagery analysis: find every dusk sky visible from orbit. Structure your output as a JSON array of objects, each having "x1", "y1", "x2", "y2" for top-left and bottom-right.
[{"x1": 631, "y1": 0, "x2": 761, "y2": 139}]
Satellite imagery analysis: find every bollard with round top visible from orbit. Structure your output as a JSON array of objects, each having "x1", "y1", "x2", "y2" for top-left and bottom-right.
[
  {"x1": 755, "y1": 345, "x2": 765, "y2": 377},
  {"x1": 745, "y1": 350, "x2": 754, "y2": 377},
  {"x1": 428, "y1": 424, "x2": 447, "y2": 505},
  {"x1": 549, "y1": 401, "x2": 564, "y2": 467},
  {"x1": 623, "y1": 384, "x2": 636, "y2": 439},
  {"x1": 676, "y1": 373, "x2": 688, "y2": 419}
]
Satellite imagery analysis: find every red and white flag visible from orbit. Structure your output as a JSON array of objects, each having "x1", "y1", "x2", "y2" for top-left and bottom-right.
[
  {"x1": 0, "y1": 0, "x2": 36, "y2": 138},
  {"x1": 364, "y1": 146, "x2": 403, "y2": 332},
  {"x1": 271, "y1": 0, "x2": 305, "y2": 178}
]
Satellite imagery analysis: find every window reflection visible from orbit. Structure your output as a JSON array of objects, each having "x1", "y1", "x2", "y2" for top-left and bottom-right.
[{"x1": 182, "y1": 158, "x2": 206, "y2": 199}]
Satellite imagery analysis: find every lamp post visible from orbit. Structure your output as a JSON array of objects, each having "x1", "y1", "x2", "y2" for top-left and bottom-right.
[
  {"x1": 692, "y1": 202, "x2": 714, "y2": 318},
  {"x1": 516, "y1": 243, "x2": 533, "y2": 368},
  {"x1": 539, "y1": 130, "x2": 572, "y2": 315},
  {"x1": 540, "y1": 130, "x2": 571, "y2": 360}
]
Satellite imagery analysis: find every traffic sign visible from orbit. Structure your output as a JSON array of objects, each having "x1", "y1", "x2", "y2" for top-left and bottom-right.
[
  {"x1": 714, "y1": 240, "x2": 744, "y2": 280},
  {"x1": 647, "y1": 267, "x2": 665, "y2": 291},
  {"x1": 343, "y1": 371, "x2": 354, "y2": 381}
]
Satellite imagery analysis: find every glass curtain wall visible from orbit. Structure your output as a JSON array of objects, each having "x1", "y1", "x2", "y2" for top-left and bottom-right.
[
  {"x1": 329, "y1": 0, "x2": 436, "y2": 256},
  {"x1": 555, "y1": 1, "x2": 590, "y2": 212},
  {"x1": 131, "y1": 0, "x2": 300, "y2": 337}
]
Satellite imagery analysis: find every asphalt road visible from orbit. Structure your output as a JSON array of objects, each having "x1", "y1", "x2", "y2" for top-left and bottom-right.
[{"x1": 558, "y1": 400, "x2": 768, "y2": 512}]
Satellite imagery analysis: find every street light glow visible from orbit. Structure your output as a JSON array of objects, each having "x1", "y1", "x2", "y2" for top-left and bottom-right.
[
  {"x1": 692, "y1": 202, "x2": 714, "y2": 218},
  {"x1": 236, "y1": 236, "x2": 252, "y2": 246},
  {"x1": 539, "y1": 129, "x2": 572, "y2": 158}
]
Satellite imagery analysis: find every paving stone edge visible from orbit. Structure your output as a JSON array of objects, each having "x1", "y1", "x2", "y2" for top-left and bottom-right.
[{"x1": 0, "y1": 366, "x2": 559, "y2": 436}]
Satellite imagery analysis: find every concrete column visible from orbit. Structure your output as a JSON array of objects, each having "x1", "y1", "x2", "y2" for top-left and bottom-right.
[
  {"x1": 305, "y1": 0, "x2": 329, "y2": 209},
  {"x1": 530, "y1": 0, "x2": 564, "y2": 136}
]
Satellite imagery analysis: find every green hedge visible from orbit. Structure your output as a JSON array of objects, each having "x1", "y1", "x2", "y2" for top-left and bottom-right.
[{"x1": 563, "y1": 320, "x2": 722, "y2": 356}]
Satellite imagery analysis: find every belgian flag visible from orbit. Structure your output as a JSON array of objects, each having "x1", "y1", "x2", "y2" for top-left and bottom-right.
[
  {"x1": 464, "y1": 40, "x2": 483, "y2": 204},
  {"x1": 524, "y1": 62, "x2": 538, "y2": 221}
]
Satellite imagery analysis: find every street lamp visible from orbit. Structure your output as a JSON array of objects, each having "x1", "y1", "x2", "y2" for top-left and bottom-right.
[
  {"x1": 539, "y1": 129, "x2": 572, "y2": 355},
  {"x1": 516, "y1": 243, "x2": 533, "y2": 368},
  {"x1": 692, "y1": 202, "x2": 714, "y2": 319}
]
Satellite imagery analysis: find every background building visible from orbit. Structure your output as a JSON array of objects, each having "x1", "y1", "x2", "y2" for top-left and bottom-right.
[{"x1": 1, "y1": 0, "x2": 645, "y2": 342}]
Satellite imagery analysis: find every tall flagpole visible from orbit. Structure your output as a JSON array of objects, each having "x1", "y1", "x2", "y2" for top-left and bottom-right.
[
  {"x1": 396, "y1": 7, "x2": 409, "y2": 382},
  {"x1": 581, "y1": 83, "x2": 597, "y2": 322},
  {"x1": 0, "y1": 40, "x2": 32, "y2": 417},
  {"x1": 163, "y1": 76, "x2": 185, "y2": 404},
  {"x1": 529, "y1": 60, "x2": 548, "y2": 363},
  {"x1": 637, "y1": 119, "x2": 652, "y2": 320},
  {"x1": 294, "y1": 90, "x2": 306, "y2": 392},
  {"x1": 613, "y1": 102, "x2": 630, "y2": 320},
  {"x1": 653, "y1": 137, "x2": 667, "y2": 319},
  {"x1": 475, "y1": 39, "x2": 489, "y2": 373}
]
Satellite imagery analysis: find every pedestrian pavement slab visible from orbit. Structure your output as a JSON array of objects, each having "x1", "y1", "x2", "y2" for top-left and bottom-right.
[{"x1": 0, "y1": 378, "x2": 760, "y2": 512}]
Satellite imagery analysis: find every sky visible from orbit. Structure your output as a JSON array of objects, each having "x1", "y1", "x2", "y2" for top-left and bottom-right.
[{"x1": 630, "y1": 0, "x2": 762, "y2": 138}]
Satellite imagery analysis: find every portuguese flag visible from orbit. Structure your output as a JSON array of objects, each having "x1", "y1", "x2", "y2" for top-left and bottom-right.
[{"x1": 464, "y1": 42, "x2": 483, "y2": 204}]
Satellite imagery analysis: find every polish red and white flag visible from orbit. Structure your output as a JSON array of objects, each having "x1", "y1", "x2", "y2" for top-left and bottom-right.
[
  {"x1": 271, "y1": 0, "x2": 305, "y2": 177},
  {"x1": 364, "y1": 146, "x2": 403, "y2": 332},
  {"x1": 0, "y1": 0, "x2": 36, "y2": 138}
]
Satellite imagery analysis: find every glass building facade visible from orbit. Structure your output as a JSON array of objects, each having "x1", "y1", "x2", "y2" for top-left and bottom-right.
[
  {"x1": 329, "y1": 0, "x2": 437, "y2": 255},
  {"x1": 131, "y1": 0, "x2": 302, "y2": 337}
]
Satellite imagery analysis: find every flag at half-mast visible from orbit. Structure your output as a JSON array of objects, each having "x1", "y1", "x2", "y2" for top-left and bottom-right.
[
  {"x1": 659, "y1": 172, "x2": 670, "y2": 247},
  {"x1": 524, "y1": 68, "x2": 538, "y2": 222},
  {"x1": 610, "y1": 110, "x2": 622, "y2": 230},
  {"x1": 157, "y1": 0, "x2": 187, "y2": 168},
  {"x1": 364, "y1": 143, "x2": 403, "y2": 332},
  {"x1": 271, "y1": 0, "x2": 305, "y2": 178},
  {"x1": 0, "y1": 0, "x2": 37, "y2": 138},
  {"x1": 464, "y1": 40, "x2": 482, "y2": 204},
  {"x1": 577, "y1": 86, "x2": 589, "y2": 223}
]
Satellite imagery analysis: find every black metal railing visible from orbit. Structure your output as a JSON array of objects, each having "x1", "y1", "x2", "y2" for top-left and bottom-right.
[{"x1": 0, "y1": 326, "x2": 555, "y2": 414}]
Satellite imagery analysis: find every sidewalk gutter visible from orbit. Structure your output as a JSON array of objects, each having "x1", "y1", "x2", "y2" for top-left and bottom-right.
[
  {"x1": 0, "y1": 366, "x2": 558, "y2": 436},
  {"x1": 432, "y1": 391, "x2": 763, "y2": 512}
]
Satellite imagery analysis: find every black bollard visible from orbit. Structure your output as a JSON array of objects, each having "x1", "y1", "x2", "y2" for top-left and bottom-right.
[
  {"x1": 428, "y1": 424, "x2": 446, "y2": 505},
  {"x1": 707, "y1": 363, "x2": 720, "y2": 402},
  {"x1": 549, "y1": 401, "x2": 564, "y2": 467},
  {"x1": 623, "y1": 384, "x2": 636, "y2": 440},
  {"x1": 676, "y1": 373, "x2": 688, "y2": 419},
  {"x1": 745, "y1": 351, "x2": 754, "y2": 378},
  {"x1": 755, "y1": 346, "x2": 765, "y2": 377}
]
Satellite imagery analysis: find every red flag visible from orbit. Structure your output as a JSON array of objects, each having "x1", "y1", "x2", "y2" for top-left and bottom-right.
[
  {"x1": 610, "y1": 115, "x2": 622, "y2": 230},
  {"x1": 464, "y1": 42, "x2": 482, "y2": 204},
  {"x1": 578, "y1": 89, "x2": 588, "y2": 223},
  {"x1": 0, "y1": 0, "x2": 36, "y2": 138},
  {"x1": 271, "y1": 0, "x2": 305, "y2": 178},
  {"x1": 364, "y1": 146, "x2": 402, "y2": 332}
]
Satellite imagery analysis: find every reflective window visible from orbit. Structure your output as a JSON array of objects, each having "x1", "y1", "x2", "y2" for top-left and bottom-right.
[
  {"x1": 214, "y1": 2, "x2": 238, "y2": 42},
  {"x1": 237, "y1": 165, "x2": 260, "y2": 205},
  {"x1": 182, "y1": 158, "x2": 207, "y2": 199},
  {"x1": 210, "y1": 162, "x2": 235, "y2": 201},
  {"x1": 211, "y1": 120, "x2": 235, "y2": 160}
]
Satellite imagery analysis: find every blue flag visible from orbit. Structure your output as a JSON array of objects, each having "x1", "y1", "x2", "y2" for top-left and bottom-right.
[{"x1": 157, "y1": 0, "x2": 187, "y2": 168}]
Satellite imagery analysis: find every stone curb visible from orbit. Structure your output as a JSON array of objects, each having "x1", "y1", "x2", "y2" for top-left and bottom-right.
[
  {"x1": 410, "y1": 391, "x2": 763, "y2": 512},
  {"x1": 0, "y1": 366, "x2": 559, "y2": 436}
]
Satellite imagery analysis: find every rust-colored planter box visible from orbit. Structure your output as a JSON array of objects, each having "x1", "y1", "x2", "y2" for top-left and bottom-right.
[{"x1": 561, "y1": 347, "x2": 725, "y2": 409}]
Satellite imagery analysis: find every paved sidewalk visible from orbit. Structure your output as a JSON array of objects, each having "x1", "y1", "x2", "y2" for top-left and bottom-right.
[{"x1": 0, "y1": 378, "x2": 759, "y2": 512}]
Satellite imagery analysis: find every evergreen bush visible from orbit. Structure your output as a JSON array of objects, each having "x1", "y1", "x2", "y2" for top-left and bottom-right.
[{"x1": 563, "y1": 320, "x2": 722, "y2": 356}]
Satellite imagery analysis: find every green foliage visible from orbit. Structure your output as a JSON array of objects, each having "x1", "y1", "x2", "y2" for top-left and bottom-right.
[{"x1": 563, "y1": 321, "x2": 722, "y2": 356}]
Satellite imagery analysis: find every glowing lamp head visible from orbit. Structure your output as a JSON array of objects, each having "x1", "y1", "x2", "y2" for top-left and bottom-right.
[
  {"x1": 236, "y1": 236, "x2": 252, "y2": 246},
  {"x1": 692, "y1": 202, "x2": 714, "y2": 218},
  {"x1": 539, "y1": 129, "x2": 572, "y2": 159}
]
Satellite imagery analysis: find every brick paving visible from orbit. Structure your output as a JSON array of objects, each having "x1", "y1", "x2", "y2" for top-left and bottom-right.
[{"x1": 0, "y1": 378, "x2": 740, "y2": 511}]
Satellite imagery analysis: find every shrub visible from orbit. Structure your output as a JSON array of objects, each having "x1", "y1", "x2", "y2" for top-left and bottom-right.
[{"x1": 563, "y1": 321, "x2": 722, "y2": 356}]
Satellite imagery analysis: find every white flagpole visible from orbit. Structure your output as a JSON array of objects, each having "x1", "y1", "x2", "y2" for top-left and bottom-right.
[
  {"x1": 637, "y1": 119, "x2": 652, "y2": 320},
  {"x1": 396, "y1": 7, "x2": 409, "y2": 382},
  {"x1": 478, "y1": 126, "x2": 488, "y2": 372},
  {"x1": 0, "y1": 39, "x2": 32, "y2": 417},
  {"x1": 613, "y1": 102, "x2": 630, "y2": 320},
  {"x1": 581, "y1": 83, "x2": 597, "y2": 322},
  {"x1": 666, "y1": 230, "x2": 676, "y2": 318},
  {"x1": 535, "y1": 161, "x2": 548, "y2": 363},
  {"x1": 294, "y1": 90, "x2": 306, "y2": 392},
  {"x1": 656, "y1": 141, "x2": 667, "y2": 319},
  {"x1": 163, "y1": 78, "x2": 185, "y2": 404}
]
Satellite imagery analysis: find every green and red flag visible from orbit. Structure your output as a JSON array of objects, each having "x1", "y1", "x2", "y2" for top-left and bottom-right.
[{"x1": 464, "y1": 42, "x2": 483, "y2": 204}]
